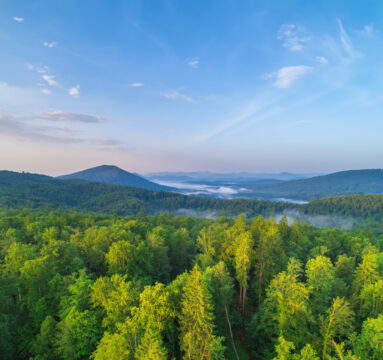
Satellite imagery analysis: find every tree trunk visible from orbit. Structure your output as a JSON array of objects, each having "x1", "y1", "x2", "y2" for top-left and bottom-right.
[{"x1": 224, "y1": 303, "x2": 240, "y2": 360}]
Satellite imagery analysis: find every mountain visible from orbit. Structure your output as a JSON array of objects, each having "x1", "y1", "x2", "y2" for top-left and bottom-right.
[
  {"x1": 146, "y1": 171, "x2": 321, "y2": 182},
  {"x1": 248, "y1": 169, "x2": 383, "y2": 200},
  {"x1": 58, "y1": 165, "x2": 173, "y2": 191},
  {"x1": 0, "y1": 170, "x2": 292, "y2": 217},
  {"x1": 3, "y1": 171, "x2": 383, "y2": 226}
]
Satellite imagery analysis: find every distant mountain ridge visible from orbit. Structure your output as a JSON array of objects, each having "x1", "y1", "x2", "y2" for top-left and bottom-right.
[
  {"x1": 248, "y1": 169, "x2": 383, "y2": 200},
  {"x1": 146, "y1": 171, "x2": 321, "y2": 182},
  {"x1": 58, "y1": 165, "x2": 173, "y2": 191}
]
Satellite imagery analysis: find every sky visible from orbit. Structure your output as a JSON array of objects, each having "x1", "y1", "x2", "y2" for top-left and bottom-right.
[{"x1": 1, "y1": 0, "x2": 383, "y2": 175}]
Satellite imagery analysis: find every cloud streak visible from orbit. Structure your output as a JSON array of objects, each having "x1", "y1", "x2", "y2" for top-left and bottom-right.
[
  {"x1": 43, "y1": 41, "x2": 56, "y2": 48},
  {"x1": 338, "y1": 19, "x2": 362, "y2": 58},
  {"x1": 187, "y1": 57, "x2": 199, "y2": 68},
  {"x1": 264, "y1": 66, "x2": 312, "y2": 88},
  {"x1": 0, "y1": 110, "x2": 121, "y2": 149},
  {"x1": 42, "y1": 74, "x2": 58, "y2": 86},
  {"x1": 131, "y1": 82, "x2": 144, "y2": 87},
  {"x1": 12, "y1": 17, "x2": 24, "y2": 22},
  {"x1": 35, "y1": 110, "x2": 107, "y2": 123},
  {"x1": 163, "y1": 90, "x2": 194, "y2": 102}
]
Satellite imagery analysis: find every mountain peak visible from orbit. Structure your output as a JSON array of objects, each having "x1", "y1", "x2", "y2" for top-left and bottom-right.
[{"x1": 58, "y1": 165, "x2": 173, "y2": 191}]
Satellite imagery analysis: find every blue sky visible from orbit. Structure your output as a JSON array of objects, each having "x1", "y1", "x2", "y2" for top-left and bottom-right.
[{"x1": 1, "y1": 0, "x2": 383, "y2": 175}]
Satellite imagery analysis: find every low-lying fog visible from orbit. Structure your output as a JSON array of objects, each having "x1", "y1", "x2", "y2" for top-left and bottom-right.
[{"x1": 154, "y1": 179, "x2": 308, "y2": 204}]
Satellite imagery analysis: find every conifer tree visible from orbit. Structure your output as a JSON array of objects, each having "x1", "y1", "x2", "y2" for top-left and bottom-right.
[{"x1": 179, "y1": 265, "x2": 225, "y2": 360}]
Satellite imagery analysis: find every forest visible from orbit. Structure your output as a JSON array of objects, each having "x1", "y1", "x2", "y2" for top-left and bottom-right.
[{"x1": 1, "y1": 209, "x2": 383, "y2": 359}]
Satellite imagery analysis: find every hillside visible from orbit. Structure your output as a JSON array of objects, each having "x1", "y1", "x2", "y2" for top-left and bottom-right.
[
  {"x1": 58, "y1": 165, "x2": 173, "y2": 191},
  {"x1": 0, "y1": 170, "x2": 292, "y2": 217},
  {"x1": 248, "y1": 169, "x2": 383, "y2": 200}
]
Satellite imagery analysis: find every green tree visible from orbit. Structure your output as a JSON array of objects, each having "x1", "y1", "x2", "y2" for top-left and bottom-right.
[
  {"x1": 357, "y1": 314, "x2": 383, "y2": 360},
  {"x1": 306, "y1": 256, "x2": 335, "y2": 314},
  {"x1": 321, "y1": 297, "x2": 354, "y2": 360},
  {"x1": 234, "y1": 231, "x2": 253, "y2": 314},
  {"x1": 179, "y1": 266, "x2": 225, "y2": 360}
]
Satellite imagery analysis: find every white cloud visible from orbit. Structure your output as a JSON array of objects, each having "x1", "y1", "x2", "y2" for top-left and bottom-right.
[
  {"x1": 338, "y1": 19, "x2": 362, "y2": 58},
  {"x1": 316, "y1": 56, "x2": 328, "y2": 64},
  {"x1": 43, "y1": 41, "x2": 56, "y2": 48},
  {"x1": 131, "y1": 82, "x2": 144, "y2": 87},
  {"x1": 163, "y1": 90, "x2": 194, "y2": 102},
  {"x1": 42, "y1": 74, "x2": 58, "y2": 86},
  {"x1": 264, "y1": 66, "x2": 312, "y2": 88},
  {"x1": 25, "y1": 63, "x2": 34, "y2": 70},
  {"x1": 41, "y1": 89, "x2": 51, "y2": 95},
  {"x1": 12, "y1": 17, "x2": 24, "y2": 22},
  {"x1": 187, "y1": 57, "x2": 199, "y2": 68},
  {"x1": 35, "y1": 110, "x2": 107, "y2": 123},
  {"x1": 277, "y1": 24, "x2": 310, "y2": 51},
  {"x1": 68, "y1": 85, "x2": 80, "y2": 98}
]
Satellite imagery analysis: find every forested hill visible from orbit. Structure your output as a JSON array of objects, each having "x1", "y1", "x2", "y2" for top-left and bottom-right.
[
  {"x1": 0, "y1": 170, "x2": 292, "y2": 217},
  {"x1": 303, "y1": 194, "x2": 383, "y2": 220},
  {"x1": 58, "y1": 165, "x2": 173, "y2": 191},
  {"x1": 4, "y1": 171, "x2": 383, "y2": 222},
  {"x1": 249, "y1": 169, "x2": 383, "y2": 200}
]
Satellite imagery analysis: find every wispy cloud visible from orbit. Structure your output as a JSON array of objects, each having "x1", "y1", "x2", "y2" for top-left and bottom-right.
[
  {"x1": 187, "y1": 57, "x2": 199, "y2": 68},
  {"x1": 68, "y1": 85, "x2": 80, "y2": 98},
  {"x1": 0, "y1": 110, "x2": 118, "y2": 149},
  {"x1": 43, "y1": 41, "x2": 56, "y2": 48},
  {"x1": 42, "y1": 74, "x2": 58, "y2": 86},
  {"x1": 12, "y1": 17, "x2": 24, "y2": 22},
  {"x1": 357, "y1": 24, "x2": 374, "y2": 37},
  {"x1": 131, "y1": 82, "x2": 144, "y2": 87},
  {"x1": 35, "y1": 110, "x2": 107, "y2": 123},
  {"x1": 277, "y1": 24, "x2": 310, "y2": 51},
  {"x1": 316, "y1": 56, "x2": 328, "y2": 64},
  {"x1": 41, "y1": 89, "x2": 51, "y2": 95},
  {"x1": 163, "y1": 90, "x2": 194, "y2": 102},
  {"x1": 264, "y1": 66, "x2": 312, "y2": 88},
  {"x1": 338, "y1": 19, "x2": 362, "y2": 58}
]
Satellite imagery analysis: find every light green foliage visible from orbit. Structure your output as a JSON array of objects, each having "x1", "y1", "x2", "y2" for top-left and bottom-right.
[
  {"x1": 234, "y1": 231, "x2": 253, "y2": 312},
  {"x1": 105, "y1": 240, "x2": 153, "y2": 280},
  {"x1": 273, "y1": 336, "x2": 295, "y2": 360},
  {"x1": 91, "y1": 331, "x2": 131, "y2": 360},
  {"x1": 261, "y1": 268, "x2": 310, "y2": 352},
  {"x1": 179, "y1": 266, "x2": 225, "y2": 359},
  {"x1": 357, "y1": 314, "x2": 383, "y2": 360},
  {"x1": 254, "y1": 221, "x2": 286, "y2": 305},
  {"x1": 353, "y1": 251, "x2": 380, "y2": 297},
  {"x1": 135, "y1": 329, "x2": 168, "y2": 360},
  {"x1": 297, "y1": 344, "x2": 320, "y2": 360},
  {"x1": 306, "y1": 256, "x2": 335, "y2": 314},
  {"x1": 359, "y1": 279, "x2": 383, "y2": 319},
  {"x1": 0, "y1": 209, "x2": 382, "y2": 359},
  {"x1": 91, "y1": 274, "x2": 139, "y2": 330},
  {"x1": 321, "y1": 297, "x2": 354, "y2": 359}
]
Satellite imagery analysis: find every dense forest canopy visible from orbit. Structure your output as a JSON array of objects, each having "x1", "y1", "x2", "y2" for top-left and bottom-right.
[{"x1": 1, "y1": 209, "x2": 383, "y2": 359}]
